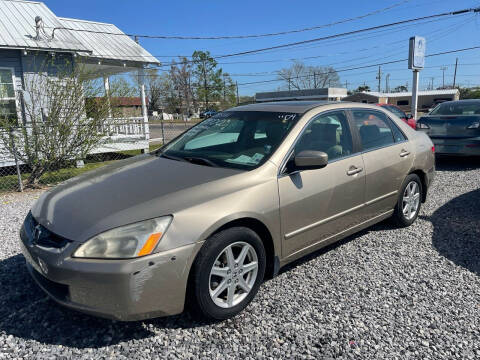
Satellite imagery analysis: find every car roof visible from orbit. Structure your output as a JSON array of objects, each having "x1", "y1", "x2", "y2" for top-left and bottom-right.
[
  {"x1": 435, "y1": 99, "x2": 480, "y2": 105},
  {"x1": 228, "y1": 101, "x2": 339, "y2": 114}
]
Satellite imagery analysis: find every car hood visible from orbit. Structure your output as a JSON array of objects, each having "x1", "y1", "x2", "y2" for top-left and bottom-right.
[{"x1": 31, "y1": 154, "x2": 244, "y2": 242}]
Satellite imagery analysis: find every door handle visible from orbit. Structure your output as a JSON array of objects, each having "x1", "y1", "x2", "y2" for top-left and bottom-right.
[
  {"x1": 347, "y1": 166, "x2": 363, "y2": 176},
  {"x1": 399, "y1": 149, "x2": 411, "y2": 157}
]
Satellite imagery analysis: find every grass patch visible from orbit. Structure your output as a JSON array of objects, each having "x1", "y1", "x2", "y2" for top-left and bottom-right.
[
  {"x1": 0, "y1": 161, "x2": 116, "y2": 193},
  {"x1": 117, "y1": 143, "x2": 163, "y2": 157}
]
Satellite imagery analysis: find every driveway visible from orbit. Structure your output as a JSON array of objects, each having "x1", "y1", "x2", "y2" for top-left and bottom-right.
[{"x1": 0, "y1": 157, "x2": 479, "y2": 359}]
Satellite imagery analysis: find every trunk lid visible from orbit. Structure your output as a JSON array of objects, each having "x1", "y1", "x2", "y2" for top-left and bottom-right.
[{"x1": 418, "y1": 115, "x2": 480, "y2": 139}]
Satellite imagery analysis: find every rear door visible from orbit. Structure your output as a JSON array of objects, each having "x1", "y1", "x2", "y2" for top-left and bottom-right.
[{"x1": 350, "y1": 109, "x2": 413, "y2": 219}]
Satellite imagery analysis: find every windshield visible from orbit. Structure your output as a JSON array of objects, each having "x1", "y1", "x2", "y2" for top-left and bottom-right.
[
  {"x1": 430, "y1": 102, "x2": 480, "y2": 116},
  {"x1": 158, "y1": 111, "x2": 300, "y2": 170},
  {"x1": 384, "y1": 105, "x2": 406, "y2": 118}
]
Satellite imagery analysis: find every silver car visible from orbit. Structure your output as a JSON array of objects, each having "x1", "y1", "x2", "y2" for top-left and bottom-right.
[{"x1": 20, "y1": 101, "x2": 435, "y2": 321}]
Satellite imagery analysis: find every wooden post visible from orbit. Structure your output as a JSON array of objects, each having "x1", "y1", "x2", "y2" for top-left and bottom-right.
[{"x1": 138, "y1": 67, "x2": 149, "y2": 153}]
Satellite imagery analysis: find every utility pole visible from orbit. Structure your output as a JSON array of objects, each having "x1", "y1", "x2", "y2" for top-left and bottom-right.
[
  {"x1": 376, "y1": 66, "x2": 382, "y2": 92},
  {"x1": 430, "y1": 77, "x2": 434, "y2": 90},
  {"x1": 345, "y1": 80, "x2": 348, "y2": 90},
  {"x1": 453, "y1": 58, "x2": 458, "y2": 88},
  {"x1": 385, "y1": 73, "x2": 390, "y2": 93},
  {"x1": 236, "y1": 81, "x2": 239, "y2": 105},
  {"x1": 440, "y1": 66, "x2": 447, "y2": 89},
  {"x1": 288, "y1": 76, "x2": 291, "y2": 91}
]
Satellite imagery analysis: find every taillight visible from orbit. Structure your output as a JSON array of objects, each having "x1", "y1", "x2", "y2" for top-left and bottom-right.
[
  {"x1": 416, "y1": 122, "x2": 430, "y2": 129},
  {"x1": 431, "y1": 146, "x2": 435, "y2": 153}
]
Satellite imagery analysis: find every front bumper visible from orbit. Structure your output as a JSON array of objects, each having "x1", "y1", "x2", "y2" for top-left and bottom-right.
[{"x1": 20, "y1": 224, "x2": 202, "y2": 321}]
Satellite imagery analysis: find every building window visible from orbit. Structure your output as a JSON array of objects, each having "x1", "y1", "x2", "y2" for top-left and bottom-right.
[
  {"x1": 0, "y1": 68, "x2": 17, "y2": 126},
  {"x1": 397, "y1": 100, "x2": 409, "y2": 106}
]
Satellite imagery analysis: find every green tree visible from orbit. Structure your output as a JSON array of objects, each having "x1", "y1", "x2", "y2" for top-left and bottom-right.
[
  {"x1": 192, "y1": 51, "x2": 222, "y2": 109},
  {"x1": 459, "y1": 87, "x2": 480, "y2": 99},
  {"x1": 355, "y1": 85, "x2": 371, "y2": 92},
  {"x1": 393, "y1": 85, "x2": 408, "y2": 92},
  {"x1": 219, "y1": 73, "x2": 237, "y2": 110}
]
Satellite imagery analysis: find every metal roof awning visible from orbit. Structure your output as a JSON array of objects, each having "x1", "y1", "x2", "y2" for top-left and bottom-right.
[{"x1": 0, "y1": 0, "x2": 159, "y2": 66}]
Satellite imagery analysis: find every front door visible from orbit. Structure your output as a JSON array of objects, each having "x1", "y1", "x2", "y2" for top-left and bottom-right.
[{"x1": 278, "y1": 110, "x2": 366, "y2": 257}]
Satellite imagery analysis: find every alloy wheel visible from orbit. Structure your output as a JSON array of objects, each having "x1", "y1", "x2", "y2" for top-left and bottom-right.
[
  {"x1": 209, "y1": 241, "x2": 258, "y2": 308},
  {"x1": 402, "y1": 181, "x2": 420, "y2": 220}
]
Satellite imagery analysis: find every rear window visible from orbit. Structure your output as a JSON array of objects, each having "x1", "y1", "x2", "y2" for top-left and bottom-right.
[
  {"x1": 383, "y1": 105, "x2": 406, "y2": 118},
  {"x1": 430, "y1": 102, "x2": 480, "y2": 116}
]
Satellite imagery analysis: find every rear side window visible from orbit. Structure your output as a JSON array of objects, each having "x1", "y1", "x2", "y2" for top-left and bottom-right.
[
  {"x1": 386, "y1": 116, "x2": 407, "y2": 142},
  {"x1": 352, "y1": 110, "x2": 395, "y2": 151}
]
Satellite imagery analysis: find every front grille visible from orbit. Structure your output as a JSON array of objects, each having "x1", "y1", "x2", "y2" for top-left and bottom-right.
[
  {"x1": 24, "y1": 212, "x2": 71, "y2": 249},
  {"x1": 29, "y1": 265, "x2": 69, "y2": 301}
]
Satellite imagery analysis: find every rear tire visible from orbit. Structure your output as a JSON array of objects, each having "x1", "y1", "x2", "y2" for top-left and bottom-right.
[
  {"x1": 189, "y1": 227, "x2": 266, "y2": 320},
  {"x1": 391, "y1": 173, "x2": 423, "y2": 227}
]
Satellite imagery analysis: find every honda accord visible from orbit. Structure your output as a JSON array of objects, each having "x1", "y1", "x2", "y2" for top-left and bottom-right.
[{"x1": 20, "y1": 101, "x2": 435, "y2": 321}]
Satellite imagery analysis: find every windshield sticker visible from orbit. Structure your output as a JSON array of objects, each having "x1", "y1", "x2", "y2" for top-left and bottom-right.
[
  {"x1": 251, "y1": 153, "x2": 265, "y2": 163},
  {"x1": 225, "y1": 155, "x2": 258, "y2": 165},
  {"x1": 278, "y1": 114, "x2": 297, "y2": 122}
]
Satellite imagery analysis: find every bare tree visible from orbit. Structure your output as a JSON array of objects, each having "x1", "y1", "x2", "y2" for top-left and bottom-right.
[
  {"x1": 170, "y1": 57, "x2": 194, "y2": 116},
  {"x1": 277, "y1": 61, "x2": 341, "y2": 90},
  {"x1": 0, "y1": 56, "x2": 117, "y2": 188}
]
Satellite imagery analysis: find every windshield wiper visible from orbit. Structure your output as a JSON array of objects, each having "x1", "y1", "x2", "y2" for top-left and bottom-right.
[
  {"x1": 159, "y1": 153, "x2": 187, "y2": 162},
  {"x1": 184, "y1": 157, "x2": 218, "y2": 167},
  {"x1": 159, "y1": 152, "x2": 218, "y2": 167}
]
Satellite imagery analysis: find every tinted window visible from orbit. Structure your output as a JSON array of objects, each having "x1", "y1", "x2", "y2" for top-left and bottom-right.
[
  {"x1": 384, "y1": 105, "x2": 406, "y2": 119},
  {"x1": 430, "y1": 101, "x2": 480, "y2": 115},
  {"x1": 386, "y1": 116, "x2": 407, "y2": 142},
  {"x1": 161, "y1": 111, "x2": 300, "y2": 170},
  {"x1": 352, "y1": 110, "x2": 395, "y2": 151},
  {"x1": 397, "y1": 100, "x2": 409, "y2": 106},
  {"x1": 295, "y1": 111, "x2": 353, "y2": 161}
]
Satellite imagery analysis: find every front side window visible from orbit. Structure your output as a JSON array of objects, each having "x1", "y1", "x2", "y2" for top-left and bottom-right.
[
  {"x1": 295, "y1": 110, "x2": 353, "y2": 161},
  {"x1": 0, "y1": 68, "x2": 17, "y2": 126},
  {"x1": 160, "y1": 111, "x2": 300, "y2": 170},
  {"x1": 352, "y1": 110, "x2": 395, "y2": 151}
]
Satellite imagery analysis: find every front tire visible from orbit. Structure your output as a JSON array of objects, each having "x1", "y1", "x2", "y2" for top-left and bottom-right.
[
  {"x1": 392, "y1": 173, "x2": 422, "y2": 227},
  {"x1": 189, "y1": 227, "x2": 266, "y2": 320}
]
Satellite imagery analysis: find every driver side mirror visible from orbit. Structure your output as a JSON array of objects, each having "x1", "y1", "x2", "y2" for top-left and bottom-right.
[{"x1": 294, "y1": 150, "x2": 328, "y2": 170}]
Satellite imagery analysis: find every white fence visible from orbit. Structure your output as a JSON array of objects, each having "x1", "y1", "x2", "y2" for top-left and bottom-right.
[{"x1": 0, "y1": 116, "x2": 148, "y2": 168}]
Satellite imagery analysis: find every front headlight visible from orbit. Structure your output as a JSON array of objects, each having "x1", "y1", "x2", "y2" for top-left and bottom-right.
[{"x1": 73, "y1": 216, "x2": 172, "y2": 259}]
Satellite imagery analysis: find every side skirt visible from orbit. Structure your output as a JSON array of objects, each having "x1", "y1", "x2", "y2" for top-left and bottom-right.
[{"x1": 278, "y1": 209, "x2": 394, "y2": 268}]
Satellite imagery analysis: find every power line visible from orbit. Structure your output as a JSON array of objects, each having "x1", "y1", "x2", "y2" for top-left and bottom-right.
[
  {"x1": 234, "y1": 45, "x2": 480, "y2": 87},
  {"x1": 51, "y1": 1, "x2": 411, "y2": 40},
  {"x1": 145, "y1": 8, "x2": 478, "y2": 69}
]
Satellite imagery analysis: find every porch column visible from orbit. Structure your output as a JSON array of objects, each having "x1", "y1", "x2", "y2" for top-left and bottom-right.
[
  {"x1": 138, "y1": 67, "x2": 149, "y2": 153},
  {"x1": 103, "y1": 76, "x2": 112, "y2": 118}
]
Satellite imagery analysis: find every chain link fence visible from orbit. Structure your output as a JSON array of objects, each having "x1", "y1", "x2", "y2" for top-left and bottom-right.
[{"x1": 0, "y1": 117, "x2": 197, "y2": 193}]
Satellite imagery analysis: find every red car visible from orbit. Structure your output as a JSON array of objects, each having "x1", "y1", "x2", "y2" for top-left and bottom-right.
[{"x1": 376, "y1": 103, "x2": 416, "y2": 129}]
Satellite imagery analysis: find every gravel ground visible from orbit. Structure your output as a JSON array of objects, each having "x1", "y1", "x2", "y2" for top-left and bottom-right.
[{"x1": 1, "y1": 157, "x2": 479, "y2": 359}]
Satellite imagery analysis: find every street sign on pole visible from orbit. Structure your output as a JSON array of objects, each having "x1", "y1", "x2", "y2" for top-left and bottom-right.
[
  {"x1": 408, "y1": 36, "x2": 426, "y2": 70},
  {"x1": 409, "y1": 36, "x2": 426, "y2": 119}
]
